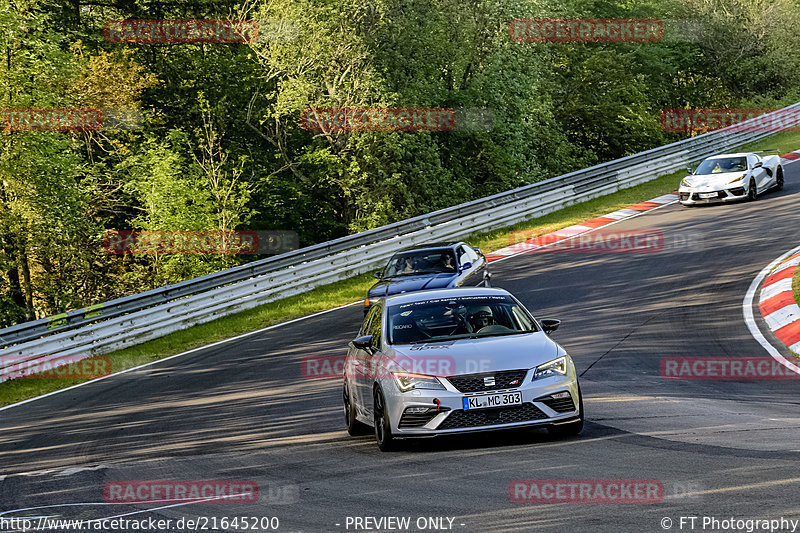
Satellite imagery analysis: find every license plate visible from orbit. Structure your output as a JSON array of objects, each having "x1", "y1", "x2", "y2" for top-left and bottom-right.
[
  {"x1": 698, "y1": 192, "x2": 717, "y2": 199},
  {"x1": 463, "y1": 392, "x2": 522, "y2": 410}
]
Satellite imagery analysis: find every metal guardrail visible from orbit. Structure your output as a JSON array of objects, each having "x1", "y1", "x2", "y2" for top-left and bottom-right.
[{"x1": 1, "y1": 103, "x2": 798, "y2": 379}]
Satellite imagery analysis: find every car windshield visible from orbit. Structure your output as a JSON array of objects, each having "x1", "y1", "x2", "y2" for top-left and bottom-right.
[
  {"x1": 695, "y1": 157, "x2": 748, "y2": 174},
  {"x1": 387, "y1": 295, "x2": 538, "y2": 345},
  {"x1": 383, "y1": 249, "x2": 457, "y2": 277}
]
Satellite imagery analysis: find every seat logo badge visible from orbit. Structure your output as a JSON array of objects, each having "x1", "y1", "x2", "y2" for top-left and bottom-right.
[{"x1": 484, "y1": 377, "x2": 495, "y2": 387}]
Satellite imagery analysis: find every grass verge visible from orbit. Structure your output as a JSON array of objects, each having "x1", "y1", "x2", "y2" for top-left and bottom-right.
[{"x1": 3, "y1": 131, "x2": 800, "y2": 406}]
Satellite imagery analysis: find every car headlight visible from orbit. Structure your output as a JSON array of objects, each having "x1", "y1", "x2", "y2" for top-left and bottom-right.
[
  {"x1": 681, "y1": 178, "x2": 693, "y2": 188},
  {"x1": 393, "y1": 372, "x2": 446, "y2": 392},
  {"x1": 532, "y1": 356, "x2": 568, "y2": 380},
  {"x1": 727, "y1": 174, "x2": 746, "y2": 184}
]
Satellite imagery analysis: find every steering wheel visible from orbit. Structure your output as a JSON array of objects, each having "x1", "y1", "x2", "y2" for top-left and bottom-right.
[
  {"x1": 475, "y1": 324, "x2": 514, "y2": 335},
  {"x1": 442, "y1": 313, "x2": 473, "y2": 336}
]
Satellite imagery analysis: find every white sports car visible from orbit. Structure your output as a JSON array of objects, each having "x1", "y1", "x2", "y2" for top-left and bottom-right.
[{"x1": 678, "y1": 152, "x2": 784, "y2": 206}]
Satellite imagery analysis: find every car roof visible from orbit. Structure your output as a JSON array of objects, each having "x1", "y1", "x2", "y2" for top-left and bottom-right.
[
  {"x1": 383, "y1": 287, "x2": 512, "y2": 306},
  {"x1": 396, "y1": 241, "x2": 463, "y2": 253}
]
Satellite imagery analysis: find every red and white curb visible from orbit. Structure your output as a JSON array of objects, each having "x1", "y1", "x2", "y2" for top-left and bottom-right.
[
  {"x1": 758, "y1": 251, "x2": 800, "y2": 354},
  {"x1": 485, "y1": 193, "x2": 679, "y2": 261},
  {"x1": 780, "y1": 150, "x2": 800, "y2": 162}
]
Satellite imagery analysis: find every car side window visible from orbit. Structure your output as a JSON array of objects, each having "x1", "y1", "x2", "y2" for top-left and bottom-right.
[
  {"x1": 456, "y1": 246, "x2": 468, "y2": 264},
  {"x1": 460, "y1": 245, "x2": 479, "y2": 264},
  {"x1": 360, "y1": 305, "x2": 378, "y2": 336},
  {"x1": 367, "y1": 306, "x2": 383, "y2": 349}
]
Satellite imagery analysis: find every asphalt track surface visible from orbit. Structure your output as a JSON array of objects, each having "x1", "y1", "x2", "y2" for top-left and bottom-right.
[{"x1": 2, "y1": 164, "x2": 800, "y2": 533}]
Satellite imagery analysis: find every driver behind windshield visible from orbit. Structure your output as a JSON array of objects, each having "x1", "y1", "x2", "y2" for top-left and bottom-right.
[
  {"x1": 387, "y1": 296, "x2": 536, "y2": 345},
  {"x1": 439, "y1": 252, "x2": 456, "y2": 272},
  {"x1": 707, "y1": 157, "x2": 746, "y2": 173},
  {"x1": 467, "y1": 305, "x2": 494, "y2": 331},
  {"x1": 388, "y1": 250, "x2": 456, "y2": 276}
]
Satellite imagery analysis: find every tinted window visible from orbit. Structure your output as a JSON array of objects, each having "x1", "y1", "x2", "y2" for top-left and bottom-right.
[
  {"x1": 367, "y1": 305, "x2": 383, "y2": 348},
  {"x1": 696, "y1": 157, "x2": 747, "y2": 174},
  {"x1": 460, "y1": 245, "x2": 479, "y2": 264},
  {"x1": 360, "y1": 305, "x2": 378, "y2": 335},
  {"x1": 383, "y1": 249, "x2": 457, "y2": 277},
  {"x1": 387, "y1": 295, "x2": 537, "y2": 345}
]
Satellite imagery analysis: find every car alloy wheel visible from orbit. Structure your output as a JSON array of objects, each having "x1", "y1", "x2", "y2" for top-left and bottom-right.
[
  {"x1": 373, "y1": 387, "x2": 397, "y2": 451},
  {"x1": 747, "y1": 179, "x2": 758, "y2": 201}
]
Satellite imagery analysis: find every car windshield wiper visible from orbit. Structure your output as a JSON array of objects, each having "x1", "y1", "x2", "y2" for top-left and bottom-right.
[
  {"x1": 408, "y1": 330, "x2": 536, "y2": 344},
  {"x1": 409, "y1": 334, "x2": 471, "y2": 344},
  {"x1": 465, "y1": 330, "x2": 537, "y2": 339},
  {"x1": 388, "y1": 270, "x2": 446, "y2": 277}
]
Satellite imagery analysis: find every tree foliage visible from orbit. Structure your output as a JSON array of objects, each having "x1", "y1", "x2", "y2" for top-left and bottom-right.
[{"x1": 1, "y1": 0, "x2": 799, "y2": 326}]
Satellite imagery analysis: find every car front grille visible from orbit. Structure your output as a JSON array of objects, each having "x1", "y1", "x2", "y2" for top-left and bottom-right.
[
  {"x1": 539, "y1": 395, "x2": 576, "y2": 413},
  {"x1": 679, "y1": 192, "x2": 690, "y2": 201},
  {"x1": 446, "y1": 369, "x2": 528, "y2": 393},
  {"x1": 437, "y1": 403, "x2": 548, "y2": 430}
]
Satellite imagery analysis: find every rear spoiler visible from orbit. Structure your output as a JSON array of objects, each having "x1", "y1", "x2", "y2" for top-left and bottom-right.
[{"x1": 756, "y1": 149, "x2": 780, "y2": 153}]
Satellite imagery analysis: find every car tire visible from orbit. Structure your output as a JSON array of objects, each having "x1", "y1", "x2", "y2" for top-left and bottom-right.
[
  {"x1": 373, "y1": 386, "x2": 398, "y2": 451},
  {"x1": 343, "y1": 384, "x2": 369, "y2": 436},
  {"x1": 776, "y1": 168, "x2": 784, "y2": 191},
  {"x1": 747, "y1": 179, "x2": 758, "y2": 201},
  {"x1": 547, "y1": 384, "x2": 584, "y2": 439}
]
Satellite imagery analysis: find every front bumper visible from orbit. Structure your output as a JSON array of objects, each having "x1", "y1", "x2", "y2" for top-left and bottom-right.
[
  {"x1": 678, "y1": 186, "x2": 747, "y2": 205},
  {"x1": 381, "y1": 370, "x2": 581, "y2": 438}
]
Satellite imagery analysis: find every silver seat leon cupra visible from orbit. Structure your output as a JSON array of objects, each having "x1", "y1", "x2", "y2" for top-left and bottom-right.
[{"x1": 342, "y1": 287, "x2": 583, "y2": 451}]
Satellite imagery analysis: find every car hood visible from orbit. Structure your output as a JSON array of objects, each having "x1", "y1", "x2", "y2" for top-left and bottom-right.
[
  {"x1": 388, "y1": 332, "x2": 562, "y2": 376},
  {"x1": 683, "y1": 172, "x2": 745, "y2": 189},
  {"x1": 368, "y1": 273, "x2": 456, "y2": 297}
]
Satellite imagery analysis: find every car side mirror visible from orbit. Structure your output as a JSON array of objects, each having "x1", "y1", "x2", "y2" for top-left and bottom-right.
[
  {"x1": 472, "y1": 247, "x2": 483, "y2": 256},
  {"x1": 373, "y1": 271, "x2": 383, "y2": 279},
  {"x1": 753, "y1": 161, "x2": 763, "y2": 168},
  {"x1": 351, "y1": 335, "x2": 374, "y2": 351},
  {"x1": 460, "y1": 261, "x2": 472, "y2": 271},
  {"x1": 686, "y1": 167, "x2": 694, "y2": 175},
  {"x1": 540, "y1": 318, "x2": 561, "y2": 335}
]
